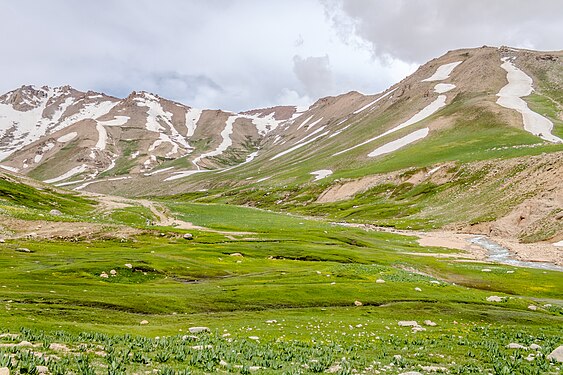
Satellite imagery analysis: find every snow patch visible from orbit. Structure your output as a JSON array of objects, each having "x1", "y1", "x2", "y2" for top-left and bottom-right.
[
  {"x1": 334, "y1": 95, "x2": 447, "y2": 156},
  {"x1": 304, "y1": 117, "x2": 323, "y2": 131},
  {"x1": 192, "y1": 115, "x2": 239, "y2": 167},
  {"x1": 0, "y1": 165, "x2": 19, "y2": 173},
  {"x1": 97, "y1": 116, "x2": 130, "y2": 127},
  {"x1": 164, "y1": 169, "x2": 209, "y2": 181},
  {"x1": 144, "y1": 166, "x2": 175, "y2": 176},
  {"x1": 496, "y1": 58, "x2": 562, "y2": 143},
  {"x1": 56, "y1": 132, "x2": 77, "y2": 143},
  {"x1": 185, "y1": 108, "x2": 202, "y2": 137},
  {"x1": 422, "y1": 61, "x2": 462, "y2": 82},
  {"x1": 434, "y1": 83, "x2": 456, "y2": 94},
  {"x1": 44, "y1": 164, "x2": 88, "y2": 184},
  {"x1": 296, "y1": 115, "x2": 314, "y2": 130},
  {"x1": 310, "y1": 169, "x2": 332, "y2": 181},
  {"x1": 368, "y1": 128, "x2": 429, "y2": 157},
  {"x1": 95, "y1": 123, "x2": 108, "y2": 150},
  {"x1": 353, "y1": 88, "x2": 397, "y2": 114},
  {"x1": 553, "y1": 240, "x2": 563, "y2": 247},
  {"x1": 271, "y1": 131, "x2": 329, "y2": 160}
]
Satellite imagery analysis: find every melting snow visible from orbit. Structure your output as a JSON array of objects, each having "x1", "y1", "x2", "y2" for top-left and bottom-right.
[
  {"x1": 310, "y1": 169, "x2": 333, "y2": 181},
  {"x1": 192, "y1": 115, "x2": 240, "y2": 167},
  {"x1": 56, "y1": 132, "x2": 77, "y2": 143},
  {"x1": 422, "y1": 61, "x2": 462, "y2": 82},
  {"x1": 304, "y1": 117, "x2": 323, "y2": 131},
  {"x1": 496, "y1": 58, "x2": 562, "y2": 143},
  {"x1": 368, "y1": 128, "x2": 429, "y2": 157},
  {"x1": 271, "y1": 131, "x2": 329, "y2": 160},
  {"x1": 0, "y1": 165, "x2": 19, "y2": 173},
  {"x1": 334, "y1": 95, "x2": 447, "y2": 156},
  {"x1": 256, "y1": 176, "x2": 271, "y2": 183},
  {"x1": 434, "y1": 83, "x2": 456, "y2": 94},
  {"x1": 296, "y1": 115, "x2": 314, "y2": 130},
  {"x1": 144, "y1": 166, "x2": 175, "y2": 176},
  {"x1": 248, "y1": 113, "x2": 286, "y2": 135},
  {"x1": 44, "y1": 164, "x2": 88, "y2": 184},
  {"x1": 95, "y1": 123, "x2": 108, "y2": 150},
  {"x1": 353, "y1": 88, "x2": 397, "y2": 114},
  {"x1": 185, "y1": 108, "x2": 202, "y2": 137},
  {"x1": 164, "y1": 169, "x2": 209, "y2": 181},
  {"x1": 97, "y1": 116, "x2": 130, "y2": 127},
  {"x1": 553, "y1": 241, "x2": 563, "y2": 247}
]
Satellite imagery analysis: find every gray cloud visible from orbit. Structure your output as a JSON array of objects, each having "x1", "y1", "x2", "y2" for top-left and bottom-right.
[
  {"x1": 293, "y1": 55, "x2": 334, "y2": 99},
  {"x1": 0, "y1": 0, "x2": 559, "y2": 112},
  {"x1": 325, "y1": 0, "x2": 563, "y2": 63}
]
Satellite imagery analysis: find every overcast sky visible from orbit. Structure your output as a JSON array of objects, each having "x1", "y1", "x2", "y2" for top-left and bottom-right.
[{"x1": 1, "y1": 0, "x2": 561, "y2": 112}]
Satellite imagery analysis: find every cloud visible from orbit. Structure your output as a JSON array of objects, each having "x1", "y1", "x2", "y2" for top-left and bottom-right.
[
  {"x1": 324, "y1": 0, "x2": 563, "y2": 63},
  {"x1": 293, "y1": 55, "x2": 334, "y2": 98}
]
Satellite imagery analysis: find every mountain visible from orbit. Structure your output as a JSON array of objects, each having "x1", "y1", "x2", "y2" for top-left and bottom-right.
[{"x1": 0, "y1": 46, "x2": 562, "y2": 243}]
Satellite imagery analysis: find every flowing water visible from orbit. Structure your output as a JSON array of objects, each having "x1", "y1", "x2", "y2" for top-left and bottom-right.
[{"x1": 470, "y1": 236, "x2": 563, "y2": 272}]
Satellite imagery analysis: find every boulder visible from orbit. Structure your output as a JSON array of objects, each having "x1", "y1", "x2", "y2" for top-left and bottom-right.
[
  {"x1": 354, "y1": 300, "x2": 363, "y2": 306},
  {"x1": 140, "y1": 320, "x2": 149, "y2": 325},
  {"x1": 547, "y1": 345, "x2": 563, "y2": 362},
  {"x1": 189, "y1": 326, "x2": 210, "y2": 334},
  {"x1": 0, "y1": 368, "x2": 9, "y2": 375},
  {"x1": 486, "y1": 295, "x2": 504, "y2": 302},
  {"x1": 506, "y1": 343, "x2": 527, "y2": 349},
  {"x1": 529, "y1": 343, "x2": 542, "y2": 350},
  {"x1": 376, "y1": 279, "x2": 385, "y2": 283},
  {"x1": 36, "y1": 366, "x2": 49, "y2": 374},
  {"x1": 398, "y1": 321, "x2": 418, "y2": 327},
  {"x1": 183, "y1": 233, "x2": 193, "y2": 240},
  {"x1": 49, "y1": 209, "x2": 62, "y2": 216},
  {"x1": 424, "y1": 320, "x2": 437, "y2": 326}
]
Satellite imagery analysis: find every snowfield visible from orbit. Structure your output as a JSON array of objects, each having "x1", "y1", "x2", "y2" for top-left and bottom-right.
[
  {"x1": 97, "y1": 116, "x2": 130, "y2": 127},
  {"x1": 56, "y1": 132, "x2": 77, "y2": 143},
  {"x1": 353, "y1": 88, "x2": 397, "y2": 114},
  {"x1": 44, "y1": 164, "x2": 88, "y2": 184},
  {"x1": 192, "y1": 115, "x2": 240, "y2": 167},
  {"x1": 310, "y1": 169, "x2": 333, "y2": 181},
  {"x1": 334, "y1": 95, "x2": 446, "y2": 156},
  {"x1": 368, "y1": 128, "x2": 429, "y2": 157},
  {"x1": 422, "y1": 61, "x2": 462, "y2": 82},
  {"x1": 434, "y1": 83, "x2": 456, "y2": 94},
  {"x1": 496, "y1": 58, "x2": 562, "y2": 143},
  {"x1": 185, "y1": 108, "x2": 203, "y2": 137},
  {"x1": 271, "y1": 131, "x2": 329, "y2": 160}
]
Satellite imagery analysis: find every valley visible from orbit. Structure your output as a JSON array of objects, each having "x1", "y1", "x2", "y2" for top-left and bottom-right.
[{"x1": 0, "y1": 45, "x2": 562, "y2": 374}]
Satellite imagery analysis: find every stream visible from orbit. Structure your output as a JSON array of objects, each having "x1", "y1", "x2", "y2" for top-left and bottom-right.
[{"x1": 469, "y1": 236, "x2": 563, "y2": 272}]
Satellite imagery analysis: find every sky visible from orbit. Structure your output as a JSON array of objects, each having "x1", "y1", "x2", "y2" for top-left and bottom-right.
[{"x1": 0, "y1": 0, "x2": 561, "y2": 112}]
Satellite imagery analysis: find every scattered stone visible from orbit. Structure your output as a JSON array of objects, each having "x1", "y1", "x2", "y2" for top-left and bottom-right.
[
  {"x1": 140, "y1": 320, "x2": 149, "y2": 325},
  {"x1": 376, "y1": 279, "x2": 385, "y2": 283},
  {"x1": 17, "y1": 341, "x2": 33, "y2": 347},
  {"x1": 354, "y1": 300, "x2": 363, "y2": 306},
  {"x1": 49, "y1": 209, "x2": 62, "y2": 216},
  {"x1": 393, "y1": 354, "x2": 402, "y2": 361},
  {"x1": 230, "y1": 253, "x2": 243, "y2": 257},
  {"x1": 265, "y1": 320, "x2": 277, "y2": 324},
  {"x1": 506, "y1": 343, "x2": 527, "y2": 349},
  {"x1": 36, "y1": 365, "x2": 49, "y2": 374},
  {"x1": 183, "y1": 233, "x2": 193, "y2": 240},
  {"x1": 526, "y1": 354, "x2": 535, "y2": 362},
  {"x1": 326, "y1": 364, "x2": 342, "y2": 373},
  {"x1": 249, "y1": 336, "x2": 260, "y2": 340},
  {"x1": 0, "y1": 368, "x2": 9, "y2": 375},
  {"x1": 398, "y1": 372, "x2": 422, "y2": 375},
  {"x1": 421, "y1": 366, "x2": 448, "y2": 372},
  {"x1": 486, "y1": 295, "x2": 504, "y2": 302},
  {"x1": 249, "y1": 366, "x2": 261, "y2": 371},
  {"x1": 398, "y1": 321, "x2": 419, "y2": 327},
  {"x1": 430, "y1": 280, "x2": 440, "y2": 284},
  {"x1": 181, "y1": 335, "x2": 198, "y2": 341},
  {"x1": 0, "y1": 333, "x2": 18, "y2": 339},
  {"x1": 191, "y1": 345, "x2": 213, "y2": 350},
  {"x1": 412, "y1": 326, "x2": 426, "y2": 332},
  {"x1": 219, "y1": 359, "x2": 229, "y2": 367},
  {"x1": 0, "y1": 239, "x2": 5, "y2": 243},
  {"x1": 424, "y1": 320, "x2": 437, "y2": 326},
  {"x1": 16, "y1": 247, "x2": 32, "y2": 253},
  {"x1": 528, "y1": 305, "x2": 537, "y2": 311},
  {"x1": 189, "y1": 326, "x2": 210, "y2": 334},
  {"x1": 124, "y1": 263, "x2": 132, "y2": 269},
  {"x1": 547, "y1": 345, "x2": 563, "y2": 362},
  {"x1": 507, "y1": 270, "x2": 515, "y2": 274},
  {"x1": 414, "y1": 287, "x2": 422, "y2": 292},
  {"x1": 49, "y1": 343, "x2": 70, "y2": 351},
  {"x1": 482, "y1": 268, "x2": 491, "y2": 272},
  {"x1": 109, "y1": 269, "x2": 117, "y2": 276},
  {"x1": 529, "y1": 344, "x2": 542, "y2": 350},
  {"x1": 99, "y1": 272, "x2": 109, "y2": 278}
]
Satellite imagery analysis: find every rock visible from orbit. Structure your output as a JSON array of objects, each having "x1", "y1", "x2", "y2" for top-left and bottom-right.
[
  {"x1": 376, "y1": 279, "x2": 385, "y2": 283},
  {"x1": 189, "y1": 326, "x2": 210, "y2": 334},
  {"x1": 398, "y1": 371, "x2": 422, "y2": 375},
  {"x1": 354, "y1": 300, "x2": 363, "y2": 306},
  {"x1": 124, "y1": 263, "x2": 132, "y2": 269},
  {"x1": 398, "y1": 321, "x2": 418, "y2": 327},
  {"x1": 482, "y1": 268, "x2": 491, "y2": 272},
  {"x1": 16, "y1": 247, "x2": 32, "y2": 253},
  {"x1": 230, "y1": 252, "x2": 243, "y2": 257},
  {"x1": 430, "y1": 280, "x2": 440, "y2": 284},
  {"x1": 528, "y1": 305, "x2": 537, "y2": 311},
  {"x1": 49, "y1": 209, "x2": 62, "y2": 216},
  {"x1": 219, "y1": 359, "x2": 229, "y2": 367},
  {"x1": 393, "y1": 354, "x2": 402, "y2": 361},
  {"x1": 49, "y1": 343, "x2": 69, "y2": 351},
  {"x1": 265, "y1": 320, "x2": 277, "y2": 324},
  {"x1": 181, "y1": 335, "x2": 198, "y2": 340},
  {"x1": 100, "y1": 272, "x2": 109, "y2": 278},
  {"x1": 414, "y1": 287, "x2": 422, "y2": 292},
  {"x1": 506, "y1": 343, "x2": 527, "y2": 349},
  {"x1": 0, "y1": 238, "x2": 5, "y2": 243},
  {"x1": 183, "y1": 233, "x2": 193, "y2": 240},
  {"x1": 249, "y1": 366, "x2": 261, "y2": 371},
  {"x1": 424, "y1": 320, "x2": 437, "y2": 326},
  {"x1": 547, "y1": 345, "x2": 563, "y2": 362},
  {"x1": 0, "y1": 368, "x2": 9, "y2": 375},
  {"x1": 191, "y1": 345, "x2": 213, "y2": 350},
  {"x1": 421, "y1": 366, "x2": 448, "y2": 372},
  {"x1": 140, "y1": 320, "x2": 149, "y2": 325},
  {"x1": 412, "y1": 326, "x2": 426, "y2": 332},
  {"x1": 36, "y1": 366, "x2": 49, "y2": 374},
  {"x1": 17, "y1": 341, "x2": 33, "y2": 347},
  {"x1": 529, "y1": 344, "x2": 542, "y2": 350},
  {"x1": 110, "y1": 269, "x2": 117, "y2": 276},
  {"x1": 248, "y1": 336, "x2": 260, "y2": 340},
  {"x1": 326, "y1": 364, "x2": 342, "y2": 373},
  {"x1": 486, "y1": 295, "x2": 504, "y2": 302}
]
